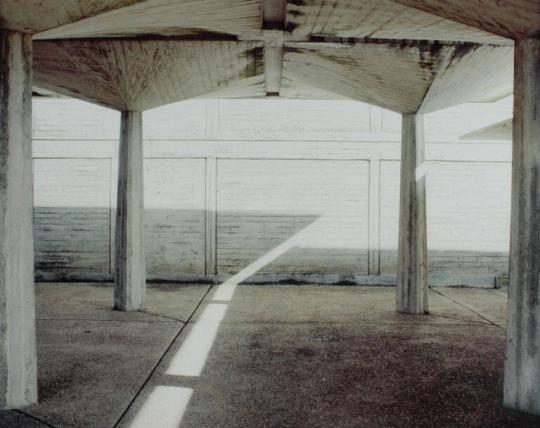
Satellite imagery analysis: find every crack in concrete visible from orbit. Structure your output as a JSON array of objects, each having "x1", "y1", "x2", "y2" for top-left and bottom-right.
[
  {"x1": 432, "y1": 288, "x2": 504, "y2": 330},
  {"x1": 14, "y1": 410, "x2": 58, "y2": 428}
]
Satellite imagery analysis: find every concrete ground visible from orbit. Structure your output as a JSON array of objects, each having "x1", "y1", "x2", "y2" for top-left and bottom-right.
[{"x1": 1, "y1": 283, "x2": 539, "y2": 428}]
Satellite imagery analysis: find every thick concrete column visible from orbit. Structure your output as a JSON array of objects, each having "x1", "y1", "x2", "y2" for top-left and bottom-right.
[
  {"x1": 0, "y1": 30, "x2": 37, "y2": 408},
  {"x1": 114, "y1": 111, "x2": 146, "y2": 311},
  {"x1": 504, "y1": 38, "x2": 540, "y2": 415},
  {"x1": 396, "y1": 113, "x2": 428, "y2": 314}
]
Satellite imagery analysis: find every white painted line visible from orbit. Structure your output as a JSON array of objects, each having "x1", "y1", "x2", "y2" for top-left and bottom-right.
[
  {"x1": 212, "y1": 229, "x2": 309, "y2": 301},
  {"x1": 166, "y1": 303, "x2": 228, "y2": 377},
  {"x1": 129, "y1": 386, "x2": 193, "y2": 428}
]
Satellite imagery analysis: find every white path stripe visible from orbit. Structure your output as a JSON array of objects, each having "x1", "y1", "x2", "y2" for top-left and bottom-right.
[
  {"x1": 212, "y1": 222, "x2": 320, "y2": 301},
  {"x1": 129, "y1": 386, "x2": 193, "y2": 428},
  {"x1": 166, "y1": 303, "x2": 228, "y2": 377}
]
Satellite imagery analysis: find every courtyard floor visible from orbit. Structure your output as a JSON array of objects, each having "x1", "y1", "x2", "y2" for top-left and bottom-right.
[{"x1": 1, "y1": 283, "x2": 539, "y2": 428}]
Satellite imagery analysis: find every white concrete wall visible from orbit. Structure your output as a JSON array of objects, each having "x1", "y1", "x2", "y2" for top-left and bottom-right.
[{"x1": 32, "y1": 97, "x2": 513, "y2": 286}]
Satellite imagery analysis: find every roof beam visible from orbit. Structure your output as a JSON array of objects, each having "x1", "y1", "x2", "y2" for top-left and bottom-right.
[
  {"x1": 264, "y1": 43, "x2": 284, "y2": 95},
  {"x1": 262, "y1": 0, "x2": 287, "y2": 96},
  {"x1": 263, "y1": 0, "x2": 287, "y2": 30}
]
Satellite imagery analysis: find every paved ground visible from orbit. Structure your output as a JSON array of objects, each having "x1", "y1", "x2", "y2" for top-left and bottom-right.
[{"x1": 1, "y1": 283, "x2": 539, "y2": 428}]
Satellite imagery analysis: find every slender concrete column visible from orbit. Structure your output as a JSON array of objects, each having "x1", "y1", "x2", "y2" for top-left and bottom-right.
[
  {"x1": 0, "y1": 30, "x2": 37, "y2": 408},
  {"x1": 504, "y1": 38, "x2": 540, "y2": 415},
  {"x1": 396, "y1": 113, "x2": 428, "y2": 314},
  {"x1": 114, "y1": 111, "x2": 146, "y2": 311}
]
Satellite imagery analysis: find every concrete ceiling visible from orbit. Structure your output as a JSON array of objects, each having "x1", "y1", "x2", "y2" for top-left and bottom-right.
[
  {"x1": 2, "y1": 0, "x2": 528, "y2": 112},
  {"x1": 283, "y1": 41, "x2": 454, "y2": 113},
  {"x1": 461, "y1": 118, "x2": 513, "y2": 140},
  {"x1": 33, "y1": 0, "x2": 262, "y2": 40},
  {"x1": 33, "y1": 40, "x2": 263, "y2": 111},
  {"x1": 286, "y1": 0, "x2": 511, "y2": 44},
  {"x1": 392, "y1": 0, "x2": 540, "y2": 39}
]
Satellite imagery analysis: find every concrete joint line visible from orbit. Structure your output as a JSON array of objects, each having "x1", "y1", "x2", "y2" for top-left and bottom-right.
[{"x1": 431, "y1": 288, "x2": 503, "y2": 330}]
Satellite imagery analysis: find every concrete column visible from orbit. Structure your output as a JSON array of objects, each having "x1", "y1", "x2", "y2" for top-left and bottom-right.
[
  {"x1": 0, "y1": 30, "x2": 37, "y2": 408},
  {"x1": 504, "y1": 38, "x2": 540, "y2": 415},
  {"x1": 396, "y1": 113, "x2": 428, "y2": 314},
  {"x1": 114, "y1": 111, "x2": 146, "y2": 311}
]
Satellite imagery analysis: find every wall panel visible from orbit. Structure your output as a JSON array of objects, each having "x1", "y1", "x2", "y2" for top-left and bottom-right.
[
  {"x1": 32, "y1": 97, "x2": 514, "y2": 286},
  {"x1": 379, "y1": 160, "x2": 511, "y2": 285},
  {"x1": 34, "y1": 158, "x2": 111, "y2": 275},
  {"x1": 144, "y1": 159, "x2": 206, "y2": 278},
  {"x1": 216, "y1": 159, "x2": 370, "y2": 277}
]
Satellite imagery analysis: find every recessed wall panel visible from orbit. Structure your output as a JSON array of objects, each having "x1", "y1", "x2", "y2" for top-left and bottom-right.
[{"x1": 216, "y1": 159, "x2": 370, "y2": 276}]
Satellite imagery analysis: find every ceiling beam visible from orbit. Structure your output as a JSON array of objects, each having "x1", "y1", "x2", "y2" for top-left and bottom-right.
[
  {"x1": 262, "y1": 0, "x2": 287, "y2": 96},
  {"x1": 264, "y1": 43, "x2": 284, "y2": 95},
  {"x1": 263, "y1": 0, "x2": 287, "y2": 30}
]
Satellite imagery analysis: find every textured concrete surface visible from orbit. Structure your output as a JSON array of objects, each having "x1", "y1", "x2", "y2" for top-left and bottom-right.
[
  {"x1": 0, "y1": 29, "x2": 37, "y2": 408},
  {"x1": 115, "y1": 111, "x2": 146, "y2": 311},
  {"x1": 2, "y1": 284, "x2": 539, "y2": 427},
  {"x1": 0, "y1": 282, "x2": 210, "y2": 427},
  {"x1": 397, "y1": 113, "x2": 428, "y2": 314},
  {"x1": 120, "y1": 285, "x2": 540, "y2": 428},
  {"x1": 35, "y1": 282, "x2": 210, "y2": 322},
  {"x1": 0, "y1": 410, "x2": 46, "y2": 427},
  {"x1": 504, "y1": 37, "x2": 540, "y2": 415}
]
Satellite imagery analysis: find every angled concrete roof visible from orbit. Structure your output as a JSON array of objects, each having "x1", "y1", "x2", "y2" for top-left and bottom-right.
[
  {"x1": 462, "y1": 118, "x2": 513, "y2": 140},
  {"x1": 34, "y1": 40, "x2": 264, "y2": 111},
  {"x1": 1, "y1": 0, "x2": 528, "y2": 112}
]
